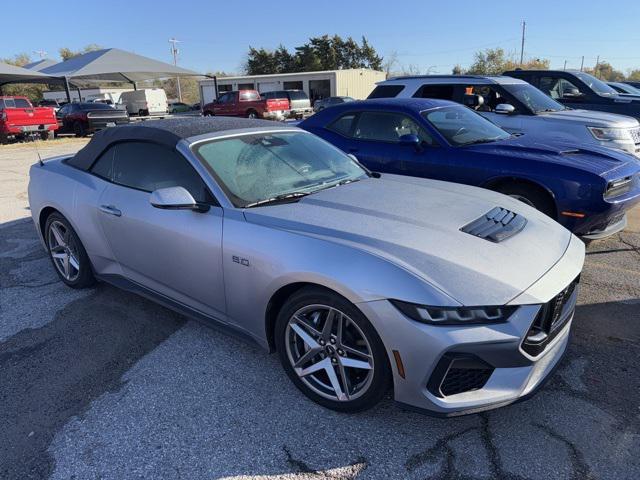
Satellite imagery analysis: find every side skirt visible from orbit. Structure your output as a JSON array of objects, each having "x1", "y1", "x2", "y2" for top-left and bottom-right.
[{"x1": 96, "y1": 273, "x2": 267, "y2": 350}]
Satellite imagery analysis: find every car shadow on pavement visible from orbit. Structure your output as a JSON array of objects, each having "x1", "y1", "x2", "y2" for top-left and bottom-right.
[{"x1": 1, "y1": 217, "x2": 639, "y2": 480}]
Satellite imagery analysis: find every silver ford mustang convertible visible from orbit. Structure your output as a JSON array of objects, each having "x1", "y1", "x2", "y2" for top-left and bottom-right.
[{"x1": 28, "y1": 118, "x2": 585, "y2": 416}]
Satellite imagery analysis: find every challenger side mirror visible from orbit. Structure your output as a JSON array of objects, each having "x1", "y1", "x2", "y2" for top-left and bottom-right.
[
  {"x1": 399, "y1": 133, "x2": 422, "y2": 150},
  {"x1": 150, "y1": 186, "x2": 209, "y2": 213},
  {"x1": 495, "y1": 103, "x2": 516, "y2": 115}
]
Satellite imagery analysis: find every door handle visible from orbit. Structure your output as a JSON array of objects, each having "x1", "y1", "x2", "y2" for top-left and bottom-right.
[{"x1": 99, "y1": 204, "x2": 122, "y2": 217}]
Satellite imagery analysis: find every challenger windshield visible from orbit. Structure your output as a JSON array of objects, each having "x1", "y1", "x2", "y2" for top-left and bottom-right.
[
  {"x1": 193, "y1": 131, "x2": 368, "y2": 207},
  {"x1": 422, "y1": 106, "x2": 511, "y2": 146}
]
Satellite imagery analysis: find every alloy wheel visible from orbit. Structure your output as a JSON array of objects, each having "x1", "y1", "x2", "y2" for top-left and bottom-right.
[
  {"x1": 285, "y1": 304, "x2": 374, "y2": 402},
  {"x1": 47, "y1": 220, "x2": 80, "y2": 282}
]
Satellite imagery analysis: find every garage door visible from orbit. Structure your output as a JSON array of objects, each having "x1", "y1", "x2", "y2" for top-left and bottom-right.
[{"x1": 257, "y1": 82, "x2": 279, "y2": 93}]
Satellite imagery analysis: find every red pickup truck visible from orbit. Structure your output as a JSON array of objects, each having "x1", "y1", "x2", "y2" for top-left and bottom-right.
[
  {"x1": 202, "y1": 90, "x2": 289, "y2": 121},
  {"x1": 0, "y1": 96, "x2": 58, "y2": 144}
]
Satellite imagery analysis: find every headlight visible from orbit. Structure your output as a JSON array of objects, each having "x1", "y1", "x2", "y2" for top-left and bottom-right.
[
  {"x1": 604, "y1": 176, "x2": 634, "y2": 199},
  {"x1": 587, "y1": 126, "x2": 633, "y2": 142},
  {"x1": 390, "y1": 300, "x2": 517, "y2": 325}
]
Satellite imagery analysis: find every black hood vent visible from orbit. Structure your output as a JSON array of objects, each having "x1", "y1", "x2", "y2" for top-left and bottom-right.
[{"x1": 460, "y1": 207, "x2": 527, "y2": 243}]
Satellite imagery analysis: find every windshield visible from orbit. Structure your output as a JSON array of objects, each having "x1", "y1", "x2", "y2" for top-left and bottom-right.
[
  {"x1": 422, "y1": 106, "x2": 511, "y2": 146},
  {"x1": 193, "y1": 131, "x2": 368, "y2": 207},
  {"x1": 573, "y1": 72, "x2": 618, "y2": 96},
  {"x1": 504, "y1": 83, "x2": 566, "y2": 113}
]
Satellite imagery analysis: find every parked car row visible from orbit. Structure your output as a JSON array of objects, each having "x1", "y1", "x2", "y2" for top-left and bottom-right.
[
  {"x1": 24, "y1": 66, "x2": 640, "y2": 418},
  {"x1": 0, "y1": 96, "x2": 58, "y2": 143},
  {"x1": 202, "y1": 89, "x2": 313, "y2": 120}
]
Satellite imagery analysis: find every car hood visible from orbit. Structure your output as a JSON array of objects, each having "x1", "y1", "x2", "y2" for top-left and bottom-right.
[
  {"x1": 243, "y1": 175, "x2": 572, "y2": 306},
  {"x1": 538, "y1": 108, "x2": 639, "y2": 128},
  {"x1": 467, "y1": 136, "x2": 639, "y2": 176}
]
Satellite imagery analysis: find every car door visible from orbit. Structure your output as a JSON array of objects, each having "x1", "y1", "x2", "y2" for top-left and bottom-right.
[
  {"x1": 350, "y1": 111, "x2": 444, "y2": 175},
  {"x1": 93, "y1": 141, "x2": 226, "y2": 319},
  {"x1": 214, "y1": 93, "x2": 233, "y2": 116}
]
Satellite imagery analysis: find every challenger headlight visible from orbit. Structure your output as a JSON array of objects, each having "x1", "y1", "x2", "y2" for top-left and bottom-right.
[
  {"x1": 604, "y1": 176, "x2": 634, "y2": 199},
  {"x1": 587, "y1": 126, "x2": 633, "y2": 142},
  {"x1": 390, "y1": 300, "x2": 517, "y2": 325}
]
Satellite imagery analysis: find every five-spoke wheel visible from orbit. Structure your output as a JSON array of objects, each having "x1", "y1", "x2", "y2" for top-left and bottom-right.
[
  {"x1": 276, "y1": 287, "x2": 390, "y2": 412},
  {"x1": 45, "y1": 212, "x2": 95, "y2": 288}
]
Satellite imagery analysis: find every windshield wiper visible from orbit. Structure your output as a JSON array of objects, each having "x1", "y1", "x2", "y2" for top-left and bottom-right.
[
  {"x1": 462, "y1": 138, "x2": 499, "y2": 146},
  {"x1": 244, "y1": 191, "x2": 310, "y2": 208}
]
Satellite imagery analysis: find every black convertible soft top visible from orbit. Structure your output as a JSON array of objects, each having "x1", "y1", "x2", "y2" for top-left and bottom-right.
[{"x1": 67, "y1": 117, "x2": 283, "y2": 171}]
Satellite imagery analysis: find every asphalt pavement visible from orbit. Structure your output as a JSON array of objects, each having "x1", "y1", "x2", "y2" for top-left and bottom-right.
[{"x1": 1, "y1": 140, "x2": 638, "y2": 479}]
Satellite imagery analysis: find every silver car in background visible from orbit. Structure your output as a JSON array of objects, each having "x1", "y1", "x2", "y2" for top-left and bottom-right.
[
  {"x1": 28, "y1": 118, "x2": 584, "y2": 416},
  {"x1": 369, "y1": 75, "x2": 640, "y2": 157}
]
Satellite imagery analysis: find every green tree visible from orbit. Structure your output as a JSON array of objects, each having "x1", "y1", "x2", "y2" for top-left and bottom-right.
[
  {"x1": 585, "y1": 62, "x2": 625, "y2": 81},
  {"x1": 245, "y1": 35, "x2": 383, "y2": 74},
  {"x1": 627, "y1": 69, "x2": 640, "y2": 81},
  {"x1": 466, "y1": 48, "x2": 549, "y2": 75}
]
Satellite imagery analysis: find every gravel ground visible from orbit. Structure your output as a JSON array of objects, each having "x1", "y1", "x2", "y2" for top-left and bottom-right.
[{"x1": 0, "y1": 141, "x2": 638, "y2": 479}]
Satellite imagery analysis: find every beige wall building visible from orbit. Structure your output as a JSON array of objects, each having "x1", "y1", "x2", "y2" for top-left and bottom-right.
[{"x1": 199, "y1": 69, "x2": 386, "y2": 105}]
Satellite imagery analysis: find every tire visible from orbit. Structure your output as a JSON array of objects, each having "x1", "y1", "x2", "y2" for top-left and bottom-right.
[
  {"x1": 44, "y1": 212, "x2": 95, "y2": 289},
  {"x1": 73, "y1": 121, "x2": 86, "y2": 137},
  {"x1": 39, "y1": 131, "x2": 53, "y2": 141},
  {"x1": 246, "y1": 110, "x2": 258, "y2": 119},
  {"x1": 0, "y1": 132, "x2": 8, "y2": 145},
  {"x1": 275, "y1": 286, "x2": 391, "y2": 412},
  {"x1": 138, "y1": 109, "x2": 148, "y2": 117},
  {"x1": 203, "y1": 111, "x2": 214, "y2": 117},
  {"x1": 495, "y1": 183, "x2": 555, "y2": 218}
]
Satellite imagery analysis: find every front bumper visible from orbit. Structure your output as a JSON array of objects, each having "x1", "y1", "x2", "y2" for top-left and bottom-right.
[{"x1": 357, "y1": 236, "x2": 584, "y2": 416}]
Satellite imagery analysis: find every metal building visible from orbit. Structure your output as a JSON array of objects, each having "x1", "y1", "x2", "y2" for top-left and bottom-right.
[{"x1": 199, "y1": 69, "x2": 386, "y2": 105}]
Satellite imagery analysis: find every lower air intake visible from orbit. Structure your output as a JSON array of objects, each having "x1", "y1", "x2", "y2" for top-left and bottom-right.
[{"x1": 428, "y1": 354, "x2": 494, "y2": 397}]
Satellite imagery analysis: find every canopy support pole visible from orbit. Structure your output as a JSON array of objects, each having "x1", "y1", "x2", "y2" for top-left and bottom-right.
[
  {"x1": 76, "y1": 85, "x2": 82, "y2": 101},
  {"x1": 132, "y1": 81, "x2": 137, "y2": 91},
  {"x1": 63, "y1": 77, "x2": 72, "y2": 103}
]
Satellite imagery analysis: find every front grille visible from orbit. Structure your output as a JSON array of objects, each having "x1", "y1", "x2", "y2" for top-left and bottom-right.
[
  {"x1": 460, "y1": 207, "x2": 527, "y2": 243},
  {"x1": 630, "y1": 127, "x2": 640, "y2": 144},
  {"x1": 427, "y1": 354, "x2": 494, "y2": 397},
  {"x1": 521, "y1": 276, "x2": 579, "y2": 356}
]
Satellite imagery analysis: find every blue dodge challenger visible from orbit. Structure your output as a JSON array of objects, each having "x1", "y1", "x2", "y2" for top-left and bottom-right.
[{"x1": 300, "y1": 98, "x2": 640, "y2": 239}]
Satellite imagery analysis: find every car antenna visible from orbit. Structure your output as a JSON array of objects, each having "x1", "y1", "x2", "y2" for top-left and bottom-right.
[{"x1": 33, "y1": 131, "x2": 44, "y2": 166}]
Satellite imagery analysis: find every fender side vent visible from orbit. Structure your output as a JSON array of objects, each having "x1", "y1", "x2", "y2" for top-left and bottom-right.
[{"x1": 460, "y1": 207, "x2": 527, "y2": 243}]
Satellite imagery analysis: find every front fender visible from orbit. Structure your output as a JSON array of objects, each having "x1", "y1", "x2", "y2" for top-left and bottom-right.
[{"x1": 221, "y1": 212, "x2": 459, "y2": 346}]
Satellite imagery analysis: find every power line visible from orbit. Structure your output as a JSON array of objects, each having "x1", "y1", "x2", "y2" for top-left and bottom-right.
[{"x1": 168, "y1": 38, "x2": 182, "y2": 102}]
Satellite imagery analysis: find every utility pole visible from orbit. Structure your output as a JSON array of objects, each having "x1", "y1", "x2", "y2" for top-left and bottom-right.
[
  {"x1": 519, "y1": 21, "x2": 526, "y2": 65},
  {"x1": 595, "y1": 55, "x2": 600, "y2": 78},
  {"x1": 563, "y1": 60, "x2": 567, "y2": 70},
  {"x1": 580, "y1": 56, "x2": 584, "y2": 71},
  {"x1": 33, "y1": 50, "x2": 47, "y2": 59},
  {"x1": 168, "y1": 38, "x2": 182, "y2": 102}
]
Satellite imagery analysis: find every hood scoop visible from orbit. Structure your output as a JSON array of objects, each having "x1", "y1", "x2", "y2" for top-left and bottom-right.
[{"x1": 460, "y1": 207, "x2": 527, "y2": 243}]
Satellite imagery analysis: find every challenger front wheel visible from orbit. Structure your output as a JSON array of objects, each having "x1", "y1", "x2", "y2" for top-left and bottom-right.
[{"x1": 275, "y1": 287, "x2": 391, "y2": 412}]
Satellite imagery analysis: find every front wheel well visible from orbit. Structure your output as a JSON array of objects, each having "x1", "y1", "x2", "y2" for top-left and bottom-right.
[
  {"x1": 265, "y1": 282, "x2": 357, "y2": 352},
  {"x1": 482, "y1": 177, "x2": 558, "y2": 220}
]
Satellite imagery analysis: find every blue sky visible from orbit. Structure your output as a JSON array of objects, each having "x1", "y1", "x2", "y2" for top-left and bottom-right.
[{"x1": 3, "y1": 0, "x2": 640, "y2": 74}]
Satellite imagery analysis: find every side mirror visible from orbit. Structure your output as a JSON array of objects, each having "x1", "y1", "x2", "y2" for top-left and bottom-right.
[
  {"x1": 150, "y1": 186, "x2": 209, "y2": 213},
  {"x1": 399, "y1": 133, "x2": 421, "y2": 146},
  {"x1": 494, "y1": 103, "x2": 516, "y2": 115}
]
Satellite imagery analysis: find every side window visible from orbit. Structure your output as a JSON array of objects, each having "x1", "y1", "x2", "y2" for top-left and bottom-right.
[
  {"x1": 466, "y1": 86, "x2": 510, "y2": 112},
  {"x1": 414, "y1": 84, "x2": 455, "y2": 100},
  {"x1": 354, "y1": 112, "x2": 435, "y2": 145},
  {"x1": 111, "y1": 142, "x2": 213, "y2": 203},
  {"x1": 14, "y1": 98, "x2": 31, "y2": 108},
  {"x1": 90, "y1": 145, "x2": 116, "y2": 180},
  {"x1": 3, "y1": 98, "x2": 16, "y2": 108},
  {"x1": 327, "y1": 113, "x2": 357, "y2": 136},
  {"x1": 367, "y1": 85, "x2": 405, "y2": 99},
  {"x1": 539, "y1": 77, "x2": 584, "y2": 99}
]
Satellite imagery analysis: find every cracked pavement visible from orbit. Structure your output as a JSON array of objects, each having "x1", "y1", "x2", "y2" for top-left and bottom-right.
[{"x1": 1, "y1": 141, "x2": 639, "y2": 479}]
